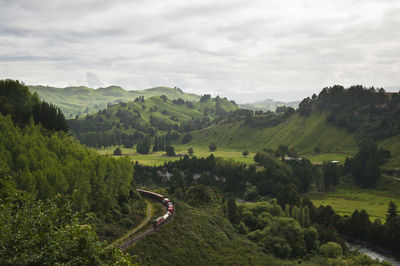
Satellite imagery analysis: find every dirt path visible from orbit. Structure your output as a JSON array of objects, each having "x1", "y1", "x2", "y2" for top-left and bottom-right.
[{"x1": 108, "y1": 199, "x2": 152, "y2": 248}]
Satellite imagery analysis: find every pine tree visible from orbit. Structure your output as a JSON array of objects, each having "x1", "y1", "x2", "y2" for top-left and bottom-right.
[{"x1": 387, "y1": 201, "x2": 398, "y2": 222}]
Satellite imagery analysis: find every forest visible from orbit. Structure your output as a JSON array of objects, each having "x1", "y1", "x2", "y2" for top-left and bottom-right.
[
  {"x1": 298, "y1": 85, "x2": 400, "y2": 141},
  {"x1": 0, "y1": 80, "x2": 145, "y2": 264}
]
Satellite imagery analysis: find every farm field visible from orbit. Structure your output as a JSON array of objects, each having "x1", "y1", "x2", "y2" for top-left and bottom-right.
[{"x1": 308, "y1": 176, "x2": 400, "y2": 222}]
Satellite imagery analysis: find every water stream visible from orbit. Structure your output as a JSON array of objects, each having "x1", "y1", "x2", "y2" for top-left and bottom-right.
[{"x1": 347, "y1": 242, "x2": 400, "y2": 266}]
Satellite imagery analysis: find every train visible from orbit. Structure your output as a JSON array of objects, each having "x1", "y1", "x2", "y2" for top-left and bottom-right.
[{"x1": 136, "y1": 189, "x2": 174, "y2": 229}]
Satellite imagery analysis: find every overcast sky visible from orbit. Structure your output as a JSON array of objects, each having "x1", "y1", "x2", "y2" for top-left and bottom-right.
[{"x1": 0, "y1": 0, "x2": 399, "y2": 102}]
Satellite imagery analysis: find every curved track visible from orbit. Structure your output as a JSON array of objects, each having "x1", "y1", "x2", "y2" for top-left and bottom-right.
[
  {"x1": 108, "y1": 199, "x2": 152, "y2": 248},
  {"x1": 118, "y1": 190, "x2": 175, "y2": 251}
]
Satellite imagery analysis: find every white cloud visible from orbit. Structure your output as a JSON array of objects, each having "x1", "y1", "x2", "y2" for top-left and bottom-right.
[{"x1": 0, "y1": 0, "x2": 399, "y2": 102}]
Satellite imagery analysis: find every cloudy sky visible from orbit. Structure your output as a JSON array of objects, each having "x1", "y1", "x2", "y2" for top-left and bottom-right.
[{"x1": 0, "y1": 0, "x2": 399, "y2": 102}]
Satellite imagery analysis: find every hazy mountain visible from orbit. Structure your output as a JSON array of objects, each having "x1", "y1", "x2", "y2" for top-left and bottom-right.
[{"x1": 239, "y1": 99, "x2": 300, "y2": 112}]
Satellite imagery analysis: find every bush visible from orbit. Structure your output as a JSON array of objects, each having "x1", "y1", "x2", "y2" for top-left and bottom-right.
[
  {"x1": 209, "y1": 143, "x2": 217, "y2": 152},
  {"x1": 113, "y1": 147, "x2": 122, "y2": 156},
  {"x1": 238, "y1": 222, "x2": 249, "y2": 234},
  {"x1": 319, "y1": 242, "x2": 342, "y2": 258},
  {"x1": 165, "y1": 144, "x2": 176, "y2": 156}
]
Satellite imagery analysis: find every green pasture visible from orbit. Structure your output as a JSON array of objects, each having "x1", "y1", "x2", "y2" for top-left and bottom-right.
[
  {"x1": 96, "y1": 146, "x2": 255, "y2": 166},
  {"x1": 308, "y1": 176, "x2": 400, "y2": 222},
  {"x1": 97, "y1": 145, "x2": 357, "y2": 166}
]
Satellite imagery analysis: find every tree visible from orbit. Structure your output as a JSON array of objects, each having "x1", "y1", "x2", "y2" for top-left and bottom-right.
[
  {"x1": 113, "y1": 147, "x2": 122, "y2": 156},
  {"x1": 226, "y1": 197, "x2": 238, "y2": 223},
  {"x1": 242, "y1": 150, "x2": 249, "y2": 157},
  {"x1": 209, "y1": 142, "x2": 217, "y2": 152},
  {"x1": 275, "y1": 145, "x2": 289, "y2": 161},
  {"x1": 182, "y1": 133, "x2": 192, "y2": 144},
  {"x1": 165, "y1": 144, "x2": 175, "y2": 156},
  {"x1": 136, "y1": 136, "x2": 151, "y2": 154},
  {"x1": 188, "y1": 147, "x2": 194, "y2": 156},
  {"x1": 319, "y1": 242, "x2": 342, "y2": 258},
  {"x1": 350, "y1": 143, "x2": 382, "y2": 187},
  {"x1": 387, "y1": 201, "x2": 398, "y2": 222},
  {"x1": 0, "y1": 179, "x2": 133, "y2": 265},
  {"x1": 323, "y1": 162, "x2": 339, "y2": 190}
]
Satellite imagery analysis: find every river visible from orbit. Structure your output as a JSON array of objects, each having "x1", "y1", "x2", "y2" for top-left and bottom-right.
[{"x1": 347, "y1": 242, "x2": 400, "y2": 266}]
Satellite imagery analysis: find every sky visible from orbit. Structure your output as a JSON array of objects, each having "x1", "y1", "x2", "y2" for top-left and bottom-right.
[{"x1": 0, "y1": 0, "x2": 399, "y2": 103}]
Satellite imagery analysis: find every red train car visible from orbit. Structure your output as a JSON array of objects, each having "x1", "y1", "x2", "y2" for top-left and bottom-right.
[
  {"x1": 138, "y1": 188, "x2": 174, "y2": 229},
  {"x1": 137, "y1": 189, "x2": 164, "y2": 201}
]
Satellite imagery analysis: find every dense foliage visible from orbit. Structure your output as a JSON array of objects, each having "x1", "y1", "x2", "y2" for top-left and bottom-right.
[
  {"x1": 133, "y1": 162, "x2": 387, "y2": 264},
  {"x1": 299, "y1": 85, "x2": 400, "y2": 141},
  {"x1": 311, "y1": 202, "x2": 400, "y2": 256},
  {"x1": 0, "y1": 79, "x2": 68, "y2": 132},
  {"x1": 0, "y1": 177, "x2": 134, "y2": 265},
  {"x1": 0, "y1": 113, "x2": 145, "y2": 240},
  {"x1": 346, "y1": 143, "x2": 384, "y2": 187}
]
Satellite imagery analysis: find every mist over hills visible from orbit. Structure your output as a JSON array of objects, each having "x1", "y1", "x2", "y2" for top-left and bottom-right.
[{"x1": 239, "y1": 99, "x2": 300, "y2": 112}]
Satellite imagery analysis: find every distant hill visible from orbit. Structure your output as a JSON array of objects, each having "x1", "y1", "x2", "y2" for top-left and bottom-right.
[
  {"x1": 28, "y1": 85, "x2": 201, "y2": 119},
  {"x1": 239, "y1": 99, "x2": 299, "y2": 112},
  {"x1": 68, "y1": 94, "x2": 238, "y2": 148}
]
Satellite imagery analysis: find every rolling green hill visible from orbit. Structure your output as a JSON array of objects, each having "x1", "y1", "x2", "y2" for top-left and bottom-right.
[
  {"x1": 177, "y1": 111, "x2": 400, "y2": 169},
  {"x1": 183, "y1": 112, "x2": 358, "y2": 155},
  {"x1": 28, "y1": 85, "x2": 201, "y2": 119},
  {"x1": 68, "y1": 95, "x2": 238, "y2": 148}
]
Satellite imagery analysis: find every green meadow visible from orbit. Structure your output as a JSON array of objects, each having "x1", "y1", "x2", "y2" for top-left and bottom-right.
[
  {"x1": 308, "y1": 176, "x2": 400, "y2": 222},
  {"x1": 97, "y1": 146, "x2": 255, "y2": 166}
]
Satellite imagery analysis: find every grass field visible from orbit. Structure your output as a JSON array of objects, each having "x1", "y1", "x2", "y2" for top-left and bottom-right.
[
  {"x1": 96, "y1": 146, "x2": 255, "y2": 166},
  {"x1": 96, "y1": 145, "x2": 357, "y2": 166},
  {"x1": 308, "y1": 176, "x2": 400, "y2": 221}
]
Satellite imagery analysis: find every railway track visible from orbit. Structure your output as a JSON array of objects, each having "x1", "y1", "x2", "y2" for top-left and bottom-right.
[{"x1": 118, "y1": 189, "x2": 175, "y2": 251}]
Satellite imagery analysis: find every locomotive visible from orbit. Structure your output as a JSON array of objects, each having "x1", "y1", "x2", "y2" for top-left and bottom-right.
[{"x1": 136, "y1": 189, "x2": 174, "y2": 229}]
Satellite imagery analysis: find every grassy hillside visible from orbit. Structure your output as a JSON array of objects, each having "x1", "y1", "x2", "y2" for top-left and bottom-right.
[
  {"x1": 183, "y1": 112, "x2": 358, "y2": 156},
  {"x1": 69, "y1": 95, "x2": 238, "y2": 148},
  {"x1": 379, "y1": 134, "x2": 400, "y2": 170},
  {"x1": 308, "y1": 175, "x2": 400, "y2": 222},
  {"x1": 29, "y1": 85, "x2": 201, "y2": 118},
  {"x1": 128, "y1": 200, "x2": 280, "y2": 265}
]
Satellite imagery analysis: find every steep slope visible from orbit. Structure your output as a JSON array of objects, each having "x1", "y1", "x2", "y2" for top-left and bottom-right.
[
  {"x1": 28, "y1": 85, "x2": 201, "y2": 118},
  {"x1": 128, "y1": 201, "x2": 279, "y2": 265},
  {"x1": 185, "y1": 112, "x2": 358, "y2": 155}
]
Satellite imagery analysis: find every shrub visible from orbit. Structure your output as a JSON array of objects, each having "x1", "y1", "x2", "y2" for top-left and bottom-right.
[
  {"x1": 209, "y1": 143, "x2": 217, "y2": 151},
  {"x1": 319, "y1": 242, "x2": 342, "y2": 258},
  {"x1": 113, "y1": 147, "x2": 122, "y2": 156}
]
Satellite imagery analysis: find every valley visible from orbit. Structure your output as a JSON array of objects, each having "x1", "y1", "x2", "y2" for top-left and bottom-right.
[{"x1": 2, "y1": 79, "x2": 400, "y2": 265}]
